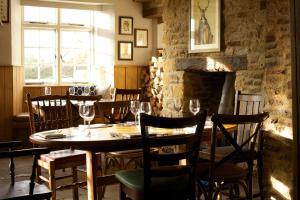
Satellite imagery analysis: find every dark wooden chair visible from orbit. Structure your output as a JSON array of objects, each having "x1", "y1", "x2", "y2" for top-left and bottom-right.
[
  {"x1": 197, "y1": 113, "x2": 269, "y2": 200},
  {"x1": 94, "y1": 100, "x2": 131, "y2": 124},
  {"x1": 69, "y1": 94, "x2": 102, "y2": 126},
  {"x1": 26, "y1": 93, "x2": 86, "y2": 200},
  {"x1": 0, "y1": 141, "x2": 52, "y2": 200},
  {"x1": 115, "y1": 111, "x2": 207, "y2": 200},
  {"x1": 234, "y1": 91, "x2": 265, "y2": 199},
  {"x1": 113, "y1": 88, "x2": 142, "y2": 101}
]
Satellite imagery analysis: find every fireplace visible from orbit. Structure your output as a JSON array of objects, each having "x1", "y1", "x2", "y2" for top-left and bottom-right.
[{"x1": 161, "y1": 56, "x2": 247, "y2": 117}]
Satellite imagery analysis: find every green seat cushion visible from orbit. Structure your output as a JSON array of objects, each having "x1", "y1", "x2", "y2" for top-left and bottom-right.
[{"x1": 115, "y1": 168, "x2": 190, "y2": 197}]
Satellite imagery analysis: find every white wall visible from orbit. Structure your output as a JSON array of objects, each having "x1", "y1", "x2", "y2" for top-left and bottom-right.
[{"x1": 114, "y1": 0, "x2": 152, "y2": 66}]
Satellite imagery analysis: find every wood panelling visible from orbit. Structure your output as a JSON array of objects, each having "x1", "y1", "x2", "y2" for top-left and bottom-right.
[
  {"x1": 0, "y1": 66, "x2": 24, "y2": 141},
  {"x1": 22, "y1": 85, "x2": 69, "y2": 111},
  {"x1": 114, "y1": 65, "x2": 147, "y2": 89}
]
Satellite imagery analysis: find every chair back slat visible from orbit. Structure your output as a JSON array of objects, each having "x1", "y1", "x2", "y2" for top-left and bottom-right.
[
  {"x1": 69, "y1": 94, "x2": 102, "y2": 126},
  {"x1": 140, "y1": 111, "x2": 207, "y2": 199},
  {"x1": 234, "y1": 91, "x2": 264, "y2": 149},
  {"x1": 27, "y1": 93, "x2": 72, "y2": 134},
  {"x1": 94, "y1": 101, "x2": 131, "y2": 123},
  {"x1": 113, "y1": 88, "x2": 142, "y2": 101},
  {"x1": 211, "y1": 113, "x2": 269, "y2": 168}
]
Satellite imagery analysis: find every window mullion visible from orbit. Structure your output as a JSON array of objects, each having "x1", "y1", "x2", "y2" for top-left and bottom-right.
[{"x1": 57, "y1": 8, "x2": 61, "y2": 84}]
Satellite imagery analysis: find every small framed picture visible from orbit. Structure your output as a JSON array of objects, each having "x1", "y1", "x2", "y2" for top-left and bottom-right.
[
  {"x1": 134, "y1": 29, "x2": 148, "y2": 48},
  {"x1": 118, "y1": 41, "x2": 133, "y2": 60},
  {"x1": 119, "y1": 16, "x2": 133, "y2": 35},
  {"x1": 0, "y1": 0, "x2": 9, "y2": 23}
]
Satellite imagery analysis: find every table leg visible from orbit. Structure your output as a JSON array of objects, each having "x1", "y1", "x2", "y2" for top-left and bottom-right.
[{"x1": 86, "y1": 151, "x2": 97, "y2": 200}]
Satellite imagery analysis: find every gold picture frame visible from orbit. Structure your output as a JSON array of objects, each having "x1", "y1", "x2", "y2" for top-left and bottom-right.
[{"x1": 189, "y1": 0, "x2": 221, "y2": 53}]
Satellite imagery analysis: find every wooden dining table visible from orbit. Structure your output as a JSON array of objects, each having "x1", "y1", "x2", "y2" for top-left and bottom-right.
[{"x1": 29, "y1": 122, "x2": 236, "y2": 200}]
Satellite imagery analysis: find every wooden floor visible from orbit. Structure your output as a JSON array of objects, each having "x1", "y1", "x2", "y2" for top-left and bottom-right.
[
  {"x1": 0, "y1": 156, "x2": 260, "y2": 200},
  {"x1": 0, "y1": 156, "x2": 119, "y2": 200}
]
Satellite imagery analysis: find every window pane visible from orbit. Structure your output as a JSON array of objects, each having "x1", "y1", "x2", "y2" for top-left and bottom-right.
[
  {"x1": 61, "y1": 31, "x2": 90, "y2": 49},
  {"x1": 24, "y1": 6, "x2": 56, "y2": 24},
  {"x1": 24, "y1": 48, "x2": 39, "y2": 64},
  {"x1": 61, "y1": 65, "x2": 74, "y2": 82},
  {"x1": 25, "y1": 64, "x2": 38, "y2": 80},
  {"x1": 24, "y1": 30, "x2": 39, "y2": 47},
  {"x1": 61, "y1": 9, "x2": 91, "y2": 26},
  {"x1": 40, "y1": 48, "x2": 56, "y2": 64},
  {"x1": 40, "y1": 64, "x2": 53, "y2": 80},
  {"x1": 40, "y1": 31, "x2": 56, "y2": 48}
]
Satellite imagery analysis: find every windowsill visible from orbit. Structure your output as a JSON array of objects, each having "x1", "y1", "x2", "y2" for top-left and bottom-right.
[{"x1": 24, "y1": 83, "x2": 93, "y2": 87}]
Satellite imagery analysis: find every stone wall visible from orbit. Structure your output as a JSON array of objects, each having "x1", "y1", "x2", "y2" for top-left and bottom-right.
[{"x1": 161, "y1": 0, "x2": 293, "y2": 199}]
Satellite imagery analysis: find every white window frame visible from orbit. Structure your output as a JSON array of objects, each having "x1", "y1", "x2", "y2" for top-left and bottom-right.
[{"x1": 22, "y1": 6, "x2": 95, "y2": 85}]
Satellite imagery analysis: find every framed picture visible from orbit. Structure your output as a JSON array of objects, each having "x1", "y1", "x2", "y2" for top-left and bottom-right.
[
  {"x1": 119, "y1": 16, "x2": 133, "y2": 35},
  {"x1": 189, "y1": 0, "x2": 221, "y2": 53},
  {"x1": 118, "y1": 41, "x2": 133, "y2": 60},
  {"x1": 0, "y1": 0, "x2": 9, "y2": 23},
  {"x1": 134, "y1": 29, "x2": 148, "y2": 48}
]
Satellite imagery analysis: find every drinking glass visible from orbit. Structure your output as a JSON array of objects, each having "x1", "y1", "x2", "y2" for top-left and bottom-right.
[
  {"x1": 69, "y1": 87, "x2": 75, "y2": 95},
  {"x1": 83, "y1": 86, "x2": 90, "y2": 96},
  {"x1": 44, "y1": 86, "x2": 51, "y2": 95},
  {"x1": 83, "y1": 104, "x2": 95, "y2": 136},
  {"x1": 189, "y1": 99, "x2": 200, "y2": 115},
  {"x1": 78, "y1": 103, "x2": 88, "y2": 125},
  {"x1": 140, "y1": 102, "x2": 151, "y2": 115},
  {"x1": 130, "y1": 100, "x2": 141, "y2": 125},
  {"x1": 173, "y1": 99, "x2": 183, "y2": 117}
]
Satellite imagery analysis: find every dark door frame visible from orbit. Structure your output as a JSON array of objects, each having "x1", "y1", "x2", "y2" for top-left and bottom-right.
[{"x1": 291, "y1": 0, "x2": 300, "y2": 199}]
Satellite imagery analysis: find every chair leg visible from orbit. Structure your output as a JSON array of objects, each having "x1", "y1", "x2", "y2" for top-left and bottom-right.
[
  {"x1": 120, "y1": 184, "x2": 127, "y2": 200},
  {"x1": 36, "y1": 164, "x2": 42, "y2": 184},
  {"x1": 72, "y1": 167, "x2": 79, "y2": 200},
  {"x1": 48, "y1": 162, "x2": 56, "y2": 200},
  {"x1": 257, "y1": 155, "x2": 264, "y2": 200}
]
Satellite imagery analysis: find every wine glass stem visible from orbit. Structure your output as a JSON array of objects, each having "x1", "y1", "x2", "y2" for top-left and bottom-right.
[
  {"x1": 84, "y1": 119, "x2": 86, "y2": 125},
  {"x1": 88, "y1": 121, "x2": 91, "y2": 136},
  {"x1": 135, "y1": 114, "x2": 138, "y2": 126}
]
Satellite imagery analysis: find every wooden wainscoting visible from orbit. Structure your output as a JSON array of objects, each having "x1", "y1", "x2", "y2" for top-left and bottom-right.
[
  {"x1": 22, "y1": 85, "x2": 69, "y2": 111},
  {"x1": 0, "y1": 65, "x2": 24, "y2": 141},
  {"x1": 114, "y1": 65, "x2": 147, "y2": 89}
]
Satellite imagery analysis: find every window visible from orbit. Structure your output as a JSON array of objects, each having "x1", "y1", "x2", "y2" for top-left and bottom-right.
[{"x1": 23, "y1": 6, "x2": 94, "y2": 84}]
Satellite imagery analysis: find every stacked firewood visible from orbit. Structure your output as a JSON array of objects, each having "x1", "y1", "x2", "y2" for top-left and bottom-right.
[{"x1": 148, "y1": 58, "x2": 164, "y2": 115}]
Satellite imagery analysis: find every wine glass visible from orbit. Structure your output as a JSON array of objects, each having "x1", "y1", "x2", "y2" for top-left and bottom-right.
[
  {"x1": 69, "y1": 86, "x2": 75, "y2": 95},
  {"x1": 189, "y1": 99, "x2": 200, "y2": 115},
  {"x1": 78, "y1": 103, "x2": 88, "y2": 125},
  {"x1": 44, "y1": 86, "x2": 51, "y2": 95},
  {"x1": 83, "y1": 86, "x2": 90, "y2": 96},
  {"x1": 173, "y1": 99, "x2": 183, "y2": 117},
  {"x1": 140, "y1": 102, "x2": 151, "y2": 115},
  {"x1": 130, "y1": 100, "x2": 141, "y2": 125},
  {"x1": 83, "y1": 104, "x2": 95, "y2": 136}
]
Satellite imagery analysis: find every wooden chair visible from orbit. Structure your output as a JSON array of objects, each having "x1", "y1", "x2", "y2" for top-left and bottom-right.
[
  {"x1": 69, "y1": 94, "x2": 102, "y2": 126},
  {"x1": 115, "y1": 111, "x2": 207, "y2": 200},
  {"x1": 94, "y1": 100, "x2": 131, "y2": 124},
  {"x1": 200, "y1": 91, "x2": 265, "y2": 198},
  {"x1": 0, "y1": 141, "x2": 52, "y2": 200},
  {"x1": 197, "y1": 113, "x2": 269, "y2": 200},
  {"x1": 113, "y1": 88, "x2": 142, "y2": 101},
  {"x1": 26, "y1": 93, "x2": 86, "y2": 200}
]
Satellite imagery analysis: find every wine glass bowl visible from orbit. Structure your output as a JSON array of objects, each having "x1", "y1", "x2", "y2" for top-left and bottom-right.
[
  {"x1": 140, "y1": 102, "x2": 151, "y2": 115},
  {"x1": 173, "y1": 99, "x2": 183, "y2": 117},
  {"x1": 189, "y1": 99, "x2": 200, "y2": 115},
  {"x1": 82, "y1": 104, "x2": 95, "y2": 136},
  {"x1": 130, "y1": 100, "x2": 141, "y2": 125}
]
